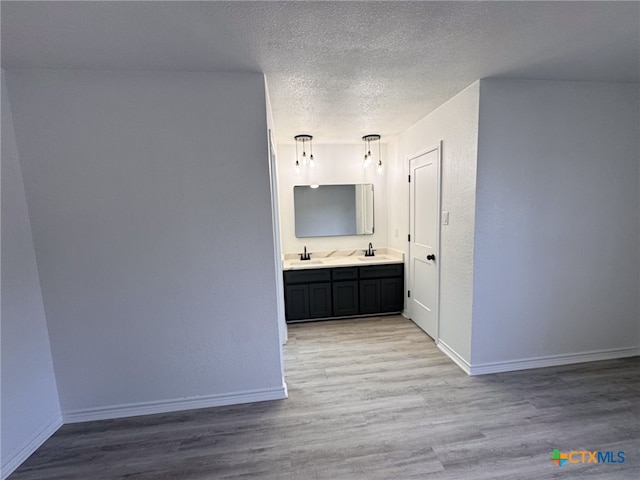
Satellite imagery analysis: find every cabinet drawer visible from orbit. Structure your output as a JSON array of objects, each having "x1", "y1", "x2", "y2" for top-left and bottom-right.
[
  {"x1": 332, "y1": 267, "x2": 358, "y2": 281},
  {"x1": 284, "y1": 268, "x2": 331, "y2": 284},
  {"x1": 359, "y1": 264, "x2": 403, "y2": 279}
]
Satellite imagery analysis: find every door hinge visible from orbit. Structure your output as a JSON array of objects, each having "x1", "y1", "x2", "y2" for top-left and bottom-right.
[
  {"x1": 407, "y1": 290, "x2": 411, "y2": 298},
  {"x1": 408, "y1": 174, "x2": 411, "y2": 182},
  {"x1": 407, "y1": 234, "x2": 411, "y2": 242}
]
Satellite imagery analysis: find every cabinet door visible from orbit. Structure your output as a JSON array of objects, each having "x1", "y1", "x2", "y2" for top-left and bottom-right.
[
  {"x1": 380, "y1": 277, "x2": 403, "y2": 312},
  {"x1": 359, "y1": 279, "x2": 381, "y2": 314},
  {"x1": 285, "y1": 284, "x2": 309, "y2": 320},
  {"x1": 332, "y1": 281, "x2": 359, "y2": 316},
  {"x1": 309, "y1": 283, "x2": 332, "y2": 318}
]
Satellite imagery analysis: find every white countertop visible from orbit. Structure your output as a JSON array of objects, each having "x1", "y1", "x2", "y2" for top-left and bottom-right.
[{"x1": 282, "y1": 248, "x2": 404, "y2": 270}]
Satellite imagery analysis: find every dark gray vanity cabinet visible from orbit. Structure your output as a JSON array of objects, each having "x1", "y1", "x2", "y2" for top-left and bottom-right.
[
  {"x1": 308, "y1": 283, "x2": 332, "y2": 318},
  {"x1": 380, "y1": 277, "x2": 404, "y2": 312},
  {"x1": 331, "y1": 267, "x2": 359, "y2": 316},
  {"x1": 359, "y1": 264, "x2": 404, "y2": 314},
  {"x1": 360, "y1": 277, "x2": 404, "y2": 314},
  {"x1": 284, "y1": 263, "x2": 404, "y2": 322},
  {"x1": 284, "y1": 269, "x2": 331, "y2": 321},
  {"x1": 284, "y1": 284, "x2": 309, "y2": 320}
]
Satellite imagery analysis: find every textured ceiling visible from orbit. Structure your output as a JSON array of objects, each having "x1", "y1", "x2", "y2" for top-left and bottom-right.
[{"x1": 2, "y1": 1, "x2": 639, "y2": 144}]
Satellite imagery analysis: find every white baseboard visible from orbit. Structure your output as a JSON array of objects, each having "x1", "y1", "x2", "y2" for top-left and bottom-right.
[
  {"x1": 468, "y1": 347, "x2": 640, "y2": 376},
  {"x1": 1, "y1": 412, "x2": 63, "y2": 480},
  {"x1": 64, "y1": 383, "x2": 288, "y2": 424},
  {"x1": 437, "y1": 339, "x2": 472, "y2": 375},
  {"x1": 437, "y1": 341, "x2": 639, "y2": 376}
]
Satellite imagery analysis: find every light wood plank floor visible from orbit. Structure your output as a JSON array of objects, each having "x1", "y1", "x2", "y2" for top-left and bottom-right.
[{"x1": 9, "y1": 316, "x2": 639, "y2": 479}]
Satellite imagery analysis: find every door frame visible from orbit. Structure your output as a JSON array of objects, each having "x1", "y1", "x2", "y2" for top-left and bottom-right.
[
  {"x1": 407, "y1": 142, "x2": 442, "y2": 342},
  {"x1": 267, "y1": 129, "x2": 287, "y2": 347}
]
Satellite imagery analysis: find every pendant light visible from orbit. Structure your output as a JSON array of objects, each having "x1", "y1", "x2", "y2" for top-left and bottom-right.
[
  {"x1": 362, "y1": 134, "x2": 376, "y2": 169},
  {"x1": 294, "y1": 134, "x2": 315, "y2": 174},
  {"x1": 362, "y1": 134, "x2": 383, "y2": 175}
]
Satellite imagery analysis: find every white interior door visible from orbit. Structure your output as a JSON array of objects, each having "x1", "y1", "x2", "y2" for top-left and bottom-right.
[{"x1": 409, "y1": 145, "x2": 441, "y2": 340}]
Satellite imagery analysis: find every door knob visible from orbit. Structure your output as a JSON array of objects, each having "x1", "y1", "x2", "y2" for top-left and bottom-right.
[{"x1": 427, "y1": 254, "x2": 436, "y2": 261}]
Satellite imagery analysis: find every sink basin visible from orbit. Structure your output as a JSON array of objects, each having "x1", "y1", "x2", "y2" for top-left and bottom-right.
[
  {"x1": 357, "y1": 255, "x2": 389, "y2": 261},
  {"x1": 289, "y1": 259, "x2": 323, "y2": 265}
]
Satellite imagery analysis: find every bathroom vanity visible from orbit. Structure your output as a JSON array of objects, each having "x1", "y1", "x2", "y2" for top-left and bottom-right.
[{"x1": 282, "y1": 250, "x2": 404, "y2": 322}]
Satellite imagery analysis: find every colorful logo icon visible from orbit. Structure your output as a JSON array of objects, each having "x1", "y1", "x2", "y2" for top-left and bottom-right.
[
  {"x1": 550, "y1": 449, "x2": 625, "y2": 466},
  {"x1": 550, "y1": 449, "x2": 568, "y2": 466}
]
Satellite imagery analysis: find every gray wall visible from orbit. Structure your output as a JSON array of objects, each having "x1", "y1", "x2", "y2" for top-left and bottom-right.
[
  {"x1": 4, "y1": 70, "x2": 285, "y2": 419},
  {"x1": 472, "y1": 79, "x2": 640, "y2": 365},
  {"x1": 1, "y1": 71, "x2": 62, "y2": 478}
]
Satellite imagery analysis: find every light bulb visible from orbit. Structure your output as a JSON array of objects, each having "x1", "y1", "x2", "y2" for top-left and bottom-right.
[
  {"x1": 295, "y1": 160, "x2": 301, "y2": 175},
  {"x1": 363, "y1": 153, "x2": 373, "y2": 169},
  {"x1": 302, "y1": 151, "x2": 308, "y2": 166},
  {"x1": 309, "y1": 154, "x2": 316, "y2": 169},
  {"x1": 376, "y1": 160, "x2": 384, "y2": 175}
]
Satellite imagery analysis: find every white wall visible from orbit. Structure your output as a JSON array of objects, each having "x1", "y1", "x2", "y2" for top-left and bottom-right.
[
  {"x1": 472, "y1": 79, "x2": 640, "y2": 366},
  {"x1": 395, "y1": 82, "x2": 480, "y2": 363},
  {"x1": 277, "y1": 143, "x2": 388, "y2": 254},
  {"x1": 5, "y1": 69, "x2": 285, "y2": 420},
  {"x1": 1, "y1": 71, "x2": 62, "y2": 479},
  {"x1": 385, "y1": 137, "x2": 404, "y2": 253}
]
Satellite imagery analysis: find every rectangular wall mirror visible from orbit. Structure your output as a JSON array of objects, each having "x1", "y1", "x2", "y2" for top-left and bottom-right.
[{"x1": 294, "y1": 184, "x2": 374, "y2": 238}]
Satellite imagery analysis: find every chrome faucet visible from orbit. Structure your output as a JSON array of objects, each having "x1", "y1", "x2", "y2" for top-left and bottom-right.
[
  {"x1": 300, "y1": 246, "x2": 311, "y2": 261},
  {"x1": 364, "y1": 242, "x2": 375, "y2": 257}
]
